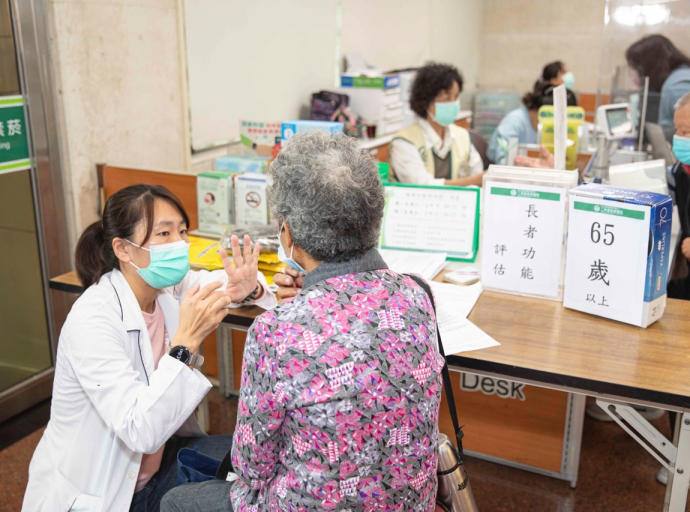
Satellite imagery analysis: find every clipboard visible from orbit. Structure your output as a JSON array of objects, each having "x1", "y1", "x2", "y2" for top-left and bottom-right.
[{"x1": 379, "y1": 183, "x2": 480, "y2": 262}]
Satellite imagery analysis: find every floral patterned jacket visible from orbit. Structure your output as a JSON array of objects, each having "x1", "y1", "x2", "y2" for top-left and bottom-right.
[{"x1": 230, "y1": 249, "x2": 444, "y2": 511}]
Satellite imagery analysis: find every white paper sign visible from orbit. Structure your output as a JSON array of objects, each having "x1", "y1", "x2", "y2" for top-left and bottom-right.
[
  {"x1": 380, "y1": 185, "x2": 479, "y2": 260},
  {"x1": 563, "y1": 198, "x2": 649, "y2": 325},
  {"x1": 481, "y1": 182, "x2": 567, "y2": 298}
]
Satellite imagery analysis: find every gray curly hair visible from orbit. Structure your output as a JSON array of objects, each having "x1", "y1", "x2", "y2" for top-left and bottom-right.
[{"x1": 268, "y1": 130, "x2": 385, "y2": 263}]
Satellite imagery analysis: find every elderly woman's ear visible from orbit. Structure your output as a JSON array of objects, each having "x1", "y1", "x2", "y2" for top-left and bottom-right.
[{"x1": 279, "y1": 221, "x2": 294, "y2": 249}]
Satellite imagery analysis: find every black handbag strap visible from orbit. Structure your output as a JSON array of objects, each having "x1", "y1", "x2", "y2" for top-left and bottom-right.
[{"x1": 406, "y1": 274, "x2": 465, "y2": 453}]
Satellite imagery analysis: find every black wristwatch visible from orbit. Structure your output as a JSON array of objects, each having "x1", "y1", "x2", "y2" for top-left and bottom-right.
[{"x1": 168, "y1": 345, "x2": 204, "y2": 367}]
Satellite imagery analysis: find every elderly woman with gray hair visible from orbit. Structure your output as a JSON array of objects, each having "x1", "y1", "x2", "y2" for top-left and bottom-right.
[{"x1": 162, "y1": 131, "x2": 444, "y2": 511}]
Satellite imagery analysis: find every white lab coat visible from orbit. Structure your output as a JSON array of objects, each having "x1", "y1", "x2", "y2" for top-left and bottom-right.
[{"x1": 22, "y1": 267, "x2": 276, "y2": 512}]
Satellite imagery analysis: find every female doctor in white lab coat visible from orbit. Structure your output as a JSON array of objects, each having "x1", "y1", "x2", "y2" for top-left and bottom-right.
[{"x1": 23, "y1": 184, "x2": 276, "y2": 512}]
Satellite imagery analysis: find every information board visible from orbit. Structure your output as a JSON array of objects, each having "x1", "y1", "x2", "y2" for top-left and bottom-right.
[{"x1": 379, "y1": 183, "x2": 480, "y2": 261}]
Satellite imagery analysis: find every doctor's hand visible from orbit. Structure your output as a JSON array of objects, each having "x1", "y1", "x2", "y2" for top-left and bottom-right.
[
  {"x1": 174, "y1": 281, "x2": 231, "y2": 353},
  {"x1": 274, "y1": 266, "x2": 304, "y2": 301},
  {"x1": 220, "y1": 234, "x2": 263, "y2": 303}
]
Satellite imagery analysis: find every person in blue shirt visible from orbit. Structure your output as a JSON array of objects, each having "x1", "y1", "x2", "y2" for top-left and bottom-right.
[
  {"x1": 626, "y1": 35, "x2": 690, "y2": 141},
  {"x1": 487, "y1": 81, "x2": 577, "y2": 165}
]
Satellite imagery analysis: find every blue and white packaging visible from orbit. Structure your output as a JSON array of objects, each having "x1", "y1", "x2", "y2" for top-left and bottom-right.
[
  {"x1": 234, "y1": 174, "x2": 270, "y2": 226},
  {"x1": 215, "y1": 155, "x2": 269, "y2": 174},
  {"x1": 281, "y1": 120, "x2": 343, "y2": 143},
  {"x1": 563, "y1": 183, "x2": 673, "y2": 327},
  {"x1": 339, "y1": 74, "x2": 401, "y2": 89}
]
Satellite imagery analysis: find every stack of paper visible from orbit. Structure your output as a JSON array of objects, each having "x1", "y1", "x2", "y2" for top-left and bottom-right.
[
  {"x1": 430, "y1": 281, "x2": 483, "y2": 319},
  {"x1": 429, "y1": 281, "x2": 500, "y2": 355},
  {"x1": 379, "y1": 249, "x2": 447, "y2": 281}
]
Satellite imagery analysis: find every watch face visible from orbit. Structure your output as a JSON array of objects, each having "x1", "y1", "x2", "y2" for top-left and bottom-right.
[{"x1": 169, "y1": 345, "x2": 191, "y2": 365}]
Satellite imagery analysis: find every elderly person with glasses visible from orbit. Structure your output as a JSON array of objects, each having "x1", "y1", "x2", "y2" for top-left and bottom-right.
[{"x1": 161, "y1": 131, "x2": 444, "y2": 512}]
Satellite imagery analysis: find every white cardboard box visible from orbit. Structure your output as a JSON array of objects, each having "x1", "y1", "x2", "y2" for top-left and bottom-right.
[
  {"x1": 196, "y1": 171, "x2": 235, "y2": 235},
  {"x1": 234, "y1": 174, "x2": 270, "y2": 226},
  {"x1": 563, "y1": 183, "x2": 673, "y2": 327}
]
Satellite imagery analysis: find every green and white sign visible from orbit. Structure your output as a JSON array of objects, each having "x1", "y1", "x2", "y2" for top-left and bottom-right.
[
  {"x1": 0, "y1": 95, "x2": 30, "y2": 174},
  {"x1": 481, "y1": 182, "x2": 568, "y2": 299},
  {"x1": 564, "y1": 197, "x2": 649, "y2": 326},
  {"x1": 379, "y1": 183, "x2": 480, "y2": 261}
]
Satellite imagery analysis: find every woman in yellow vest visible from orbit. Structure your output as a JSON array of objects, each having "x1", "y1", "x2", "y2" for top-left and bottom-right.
[{"x1": 390, "y1": 63, "x2": 484, "y2": 186}]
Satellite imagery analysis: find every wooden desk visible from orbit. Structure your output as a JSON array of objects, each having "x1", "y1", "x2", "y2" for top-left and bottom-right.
[
  {"x1": 49, "y1": 271, "x2": 83, "y2": 294},
  {"x1": 49, "y1": 270, "x2": 690, "y2": 509},
  {"x1": 454, "y1": 291, "x2": 690, "y2": 410}
]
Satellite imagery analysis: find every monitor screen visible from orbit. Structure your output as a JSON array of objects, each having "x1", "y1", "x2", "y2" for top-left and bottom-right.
[{"x1": 606, "y1": 107, "x2": 633, "y2": 137}]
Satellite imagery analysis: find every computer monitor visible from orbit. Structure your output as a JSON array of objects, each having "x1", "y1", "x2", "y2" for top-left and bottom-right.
[
  {"x1": 645, "y1": 122, "x2": 676, "y2": 167},
  {"x1": 596, "y1": 103, "x2": 636, "y2": 140}
]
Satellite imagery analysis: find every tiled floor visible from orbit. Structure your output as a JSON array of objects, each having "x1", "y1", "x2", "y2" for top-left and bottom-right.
[{"x1": 2, "y1": 388, "x2": 688, "y2": 511}]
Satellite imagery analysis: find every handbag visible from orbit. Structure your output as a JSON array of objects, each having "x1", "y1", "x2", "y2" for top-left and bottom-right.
[
  {"x1": 406, "y1": 274, "x2": 479, "y2": 512},
  {"x1": 176, "y1": 445, "x2": 222, "y2": 486}
]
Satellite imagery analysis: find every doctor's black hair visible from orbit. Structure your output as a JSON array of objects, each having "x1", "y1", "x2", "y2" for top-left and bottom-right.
[
  {"x1": 409, "y1": 63, "x2": 463, "y2": 119},
  {"x1": 75, "y1": 184, "x2": 190, "y2": 289},
  {"x1": 626, "y1": 35, "x2": 690, "y2": 91}
]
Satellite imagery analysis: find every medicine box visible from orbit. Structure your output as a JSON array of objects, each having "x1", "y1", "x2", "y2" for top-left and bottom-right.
[
  {"x1": 563, "y1": 183, "x2": 673, "y2": 327},
  {"x1": 214, "y1": 155, "x2": 269, "y2": 174},
  {"x1": 197, "y1": 171, "x2": 236, "y2": 235},
  {"x1": 281, "y1": 120, "x2": 343, "y2": 143},
  {"x1": 234, "y1": 174, "x2": 270, "y2": 226}
]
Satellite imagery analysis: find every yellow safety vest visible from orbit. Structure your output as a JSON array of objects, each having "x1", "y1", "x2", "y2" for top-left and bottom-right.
[{"x1": 390, "y1": 122, "x2": 471, "y2": 181}]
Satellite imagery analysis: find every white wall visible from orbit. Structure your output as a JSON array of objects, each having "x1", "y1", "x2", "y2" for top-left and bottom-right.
[
  {"x1": 48, "y1": 0, "x2": 190, "y2": 249},
  {"x1": 477, "y1": 0, "x2": 606, "y2": 94},
  {"x1": 183, "y1": 0, "x2": 339, "y2": 150},
  {"x1": 341, "y1": 0, "x2": 485, "y2": 92}
]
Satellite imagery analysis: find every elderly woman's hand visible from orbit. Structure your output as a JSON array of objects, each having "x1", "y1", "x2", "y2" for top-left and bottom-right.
[
  {"x1": 274, "y1": 267, "x2": 304, "y2": 300},
  {"x1": 220, "y1": 234, "x2": 263, "y2": 303}
]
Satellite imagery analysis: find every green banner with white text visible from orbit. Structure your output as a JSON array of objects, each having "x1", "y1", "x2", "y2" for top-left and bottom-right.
[{"x1": 0, "y1": 95, "x2": 30, "y2": 174}]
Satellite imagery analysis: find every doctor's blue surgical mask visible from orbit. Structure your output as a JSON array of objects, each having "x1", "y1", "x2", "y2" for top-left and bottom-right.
[
  {"x1": 432, "y1": 99, "x2": 460, "y2": 127},
  {"x1": 126, "y1": 239, "x2": 190, "y2": 289}
]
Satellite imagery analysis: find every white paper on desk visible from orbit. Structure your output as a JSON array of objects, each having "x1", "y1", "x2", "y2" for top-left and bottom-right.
[
  {"x1": 437, "y1": 318, "x2": 500, "y2": 355},
  {"x1": 430, "y1": 281, "x2": 483, "y2": 319},
  {"x1": 379, "y1": 249, "x2": 447, "y2": 281}
]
